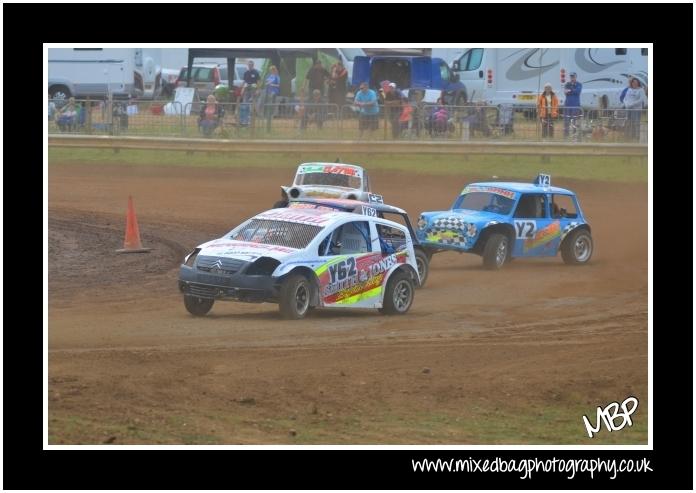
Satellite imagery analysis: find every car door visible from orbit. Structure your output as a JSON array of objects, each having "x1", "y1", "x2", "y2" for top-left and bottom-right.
[
  {"x1": 315, "y1": 220, "x2": 384, "y2": 308},
  {"x1": 511, "y1": 193, "x2": 561, "y2": 257}
]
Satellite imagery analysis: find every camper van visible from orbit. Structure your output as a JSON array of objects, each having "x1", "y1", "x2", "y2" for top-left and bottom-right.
[
  {"x1": 48, "y1": 48, "x2": 165, "y2": 101},
  {"x1": 48, "y1": 48, "x2": 135, "y2": 101},
  {"x1": 432, "y1": 47, "x2": 648, "y2": 109}
]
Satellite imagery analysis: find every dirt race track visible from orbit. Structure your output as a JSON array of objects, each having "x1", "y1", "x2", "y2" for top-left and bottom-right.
[{"x1": 48, "y1": 162, "x2": 648, "y2": 444}]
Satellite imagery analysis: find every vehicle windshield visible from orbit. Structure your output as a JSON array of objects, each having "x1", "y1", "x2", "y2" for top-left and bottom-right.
[
  {"x1": 228, "y1": 219, "x2": 323, "y2": 249},
  {"x1": 453, "y1": 192, "x2": 515, "y2": 215},
  {"x1": 295, "y1": 172, "x2": 362, "y2": 189},
  {"x1": 340, "y1": 48, "x2": 365, "y2": 61}
]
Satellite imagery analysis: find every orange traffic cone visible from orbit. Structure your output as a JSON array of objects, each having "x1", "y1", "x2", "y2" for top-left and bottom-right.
[{"x1": 116, "y1": 196, "x2": 152, "y2": 253}]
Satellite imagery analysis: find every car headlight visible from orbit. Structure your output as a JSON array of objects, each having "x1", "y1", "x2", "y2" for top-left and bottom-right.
[
  {"x1": 417, "y1": 217, "x2": 427, "y2": 230},
  {"x1": 184, "y1": 248, "x2": 201, "y2": 267},
  {"x1": 246, "y1": 257, "x2": 280, "y2": 276}
]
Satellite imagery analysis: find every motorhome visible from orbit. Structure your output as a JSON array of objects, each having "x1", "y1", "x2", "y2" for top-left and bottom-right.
[
  {"x1": 432, "y1": 47, "x2": 648, "y2": 109},
  {"x1": 48, "y1": 48, "x2": 135, "y2": 101}
]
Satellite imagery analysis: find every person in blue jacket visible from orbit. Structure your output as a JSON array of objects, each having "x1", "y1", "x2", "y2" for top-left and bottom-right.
[{"x1": 563, "y1": 72, "x2": 583, "y2": 139}]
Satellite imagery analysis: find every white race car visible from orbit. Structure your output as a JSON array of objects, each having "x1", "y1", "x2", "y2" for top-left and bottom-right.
[
  {"x1": 273, "y1": 162, "x2": 383, "y2": 208},
  {"x1": 179, "y1": 207, "x2": 419, "y2": 319}
]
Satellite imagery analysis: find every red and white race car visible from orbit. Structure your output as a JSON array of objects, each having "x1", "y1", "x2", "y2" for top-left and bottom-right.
[{"x1": 274, "y1": 162, "x2": 384, "y2": 208}]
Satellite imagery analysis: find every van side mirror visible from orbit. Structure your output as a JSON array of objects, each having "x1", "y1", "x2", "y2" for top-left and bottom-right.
[{"x1": 452, "y1": 60, "x2": 460, "y2": 71}]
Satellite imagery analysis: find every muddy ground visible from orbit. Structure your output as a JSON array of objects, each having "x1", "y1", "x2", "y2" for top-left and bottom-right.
[{"x1": 48, "y1": 162, "x2": 648, "y2": 444}]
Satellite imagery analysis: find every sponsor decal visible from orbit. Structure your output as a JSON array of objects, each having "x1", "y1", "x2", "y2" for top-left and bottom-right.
[
  {"x1": 298, "y1": 164, "x2": 362, "y2": 177},
  {"x1": 461, "y1": 185, "x2": 516, "y2": 200},
  {"x1": 423, "y1": 217, "x2": 477, "y2": 248},
  {"x1": 303, "y1": 190, "x2": 342, "y2": 198},
  {"x1": 315, "y1": 251, "x2": 407, "y2": 304},
  {"x1": 524, "y1": 221, "x2": 561, "y2": 251},
  {"x1": 208, "y1": 240, "x2": 296, "y2": 254},
  {"x1": 288, "y1": 203, "x2": 340, "y2": 212},
  {"x1": 256, "y1": 210, "x2": 332, "y2": 225}
]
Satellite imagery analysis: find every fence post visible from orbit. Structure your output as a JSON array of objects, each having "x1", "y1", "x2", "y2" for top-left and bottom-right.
[
  {"x1": 461, "y1": 120, "x2": 470, "y2": 141},
  {"x1": 639, "y1": 113, "x2": 647, "y2": 143},
  {"x1": 86, "y1": 97, "x2": 92, "y2": 135}
]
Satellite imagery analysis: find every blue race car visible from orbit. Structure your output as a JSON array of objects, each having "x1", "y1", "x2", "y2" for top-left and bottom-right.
[{"x1": 416, "y1": 174, "x2": 593, "y2": 270}]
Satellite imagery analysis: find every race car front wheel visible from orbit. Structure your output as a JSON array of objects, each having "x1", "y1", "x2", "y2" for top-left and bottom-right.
[
  {"x1": 184, "y1": 295, "x2": 214, "y2": 316},
  {"x1": 482, "y1": 234, "x2": 509, "y2": 270},
  {"x1": 561, "y1": 229, "x2": 593, "y2": 265},
  {"x1": 279, "y1": 274, "x2": 311, "y2": 319},
  {"x1": 379, "y1": 272, "x2": 414, "y2": 315}
]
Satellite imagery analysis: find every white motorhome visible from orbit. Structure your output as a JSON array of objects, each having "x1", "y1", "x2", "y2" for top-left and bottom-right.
[
  {"x1": 433, "y1": 47, "x2": 648, "y2": 109},
  {"x1": 48, "y1": 48, "x2": 135, "y2": 101}
]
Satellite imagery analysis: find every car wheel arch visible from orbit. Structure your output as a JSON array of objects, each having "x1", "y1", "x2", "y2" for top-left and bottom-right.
[
  {"x1": 473, "y1": 223, "x2": 515, "y2": 255},
  {"x1": 559, "y1": 223, "x2": 591, "y2": 249},
  {"x1": 383, "y1": 263, "x2": 418, "y2": 298},
  {"x1": 277, "y1": 266, "x2": 321, "y2": 306}
]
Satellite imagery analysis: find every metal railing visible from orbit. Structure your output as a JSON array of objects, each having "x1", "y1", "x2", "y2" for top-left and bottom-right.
[{"x1": 48, "y1": 98, "x2": 648, "y2": 144}]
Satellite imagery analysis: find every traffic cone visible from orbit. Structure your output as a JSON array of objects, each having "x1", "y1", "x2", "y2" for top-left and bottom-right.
[{"x1": 116, "y1": 195, "x2": 152, "y2": 253}]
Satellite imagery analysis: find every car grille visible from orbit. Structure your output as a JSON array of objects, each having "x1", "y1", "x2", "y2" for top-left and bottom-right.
[
  {"x1": 196, "y1": 256, "x2": 245, "y2": 275},
  {"x1": 188, "y1": 284, "x2": 218, "y2": 298}
]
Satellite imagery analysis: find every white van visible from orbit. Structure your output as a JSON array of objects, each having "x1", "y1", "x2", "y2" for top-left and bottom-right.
[
  {"x1": 48, "y1": 48, "x2": 136, "y2": 101},
  {"x1": 434, "y1": 47, "x2": 648, "y2": 109}
]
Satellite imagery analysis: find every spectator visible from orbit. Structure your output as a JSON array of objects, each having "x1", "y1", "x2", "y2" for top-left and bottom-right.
[
  {"x1": 56, "y1": 97, "x2": 79, "y2": 132},
  {"x1": 305, "y1": 59, "x2": 329, "y2": 97},
  {"x1": 198, "y1": 94, "x2": 225, "y2": 137},
  {"x1": 300, "y1": 89, "x2": 327, "y2": 131},
  {"x1": 328, "y1": 60, "x2": 348, "y2": 108},
  {"x1": 537, "y1": 83, "x2": 559, "y2": 138},
  {"x1": 242, "y1": 60, "x2": 261, "y2": 103},
  {"x1": 263, "y1": 65, "x2": 280, "y2": 132},
  {"x1": 294, "y1": 88, "x2": 306, "y2": 120},
  {"x1": 380, "y1": 81, "x2": 402, "y2": 139},
  {"x1": 463, "y1": 102, "x2": 491, "y2": 137},
  {"x1": 48, "y1": 93, "x2": 57, "y2": 122},
  {"x1": 563, "y1": 71, "x2": 583, "y2": 139},
  {"x1": 354, "y1": 81, "x2": 379, "y2": 138},
  {"x1": 429, "y1": 99, "x2": 451, "y2": 137},
  {"x1": 623, "y1": 77, "x2": 646, "y2": 141},
  {"x1": 398, "y1": 96, "x2": 413, "y2": 137}
]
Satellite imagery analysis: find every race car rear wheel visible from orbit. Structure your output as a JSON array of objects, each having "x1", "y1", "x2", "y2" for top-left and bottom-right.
[
  {"x1": 482, "y1": 233, "x2": 509, "y2": 270},
  {"x1": 279, "y1": 274, "x2": 311, "y2": 319},
  {"x1": 414, "y1": 249, "x2": 430, "y2": 288},
  {"x1": 561, "y1": 229, "x2": 593, "y2": 265},
  {"x1": 273, "y1": 199, "x2": 289, "y2": 208},
  {"x1": 379, "y1": 271, "x2": 414, "y2": 315},
  {"x1": 184, "y1": 295, "x2": 214, "y2": 316}
]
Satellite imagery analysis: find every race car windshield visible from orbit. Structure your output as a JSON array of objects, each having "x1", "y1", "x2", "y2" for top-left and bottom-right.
[
  {"x1": 228, "y1": 219, "x2": 323, "y2": 249},
  {"x1": 296, "y1": 172, "x2": 362, "y2": 189},
  {"x1": 453, "y1": 192, "x2": 515, "y2": 215}
]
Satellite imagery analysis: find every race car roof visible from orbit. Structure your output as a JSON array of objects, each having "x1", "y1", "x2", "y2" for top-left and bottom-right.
[
  {"x1": 254, "y1": 207, "x2": 358, "y2": 226},
  {"x1": 290, "y1": 198, "x2": 407, "y2": 215},
  {"x1": 468, "y1": 182, "x2": 575, "y2": 195},
  {"x1": 297, "y1": 163, "x2": 364, "y2": 173}
]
